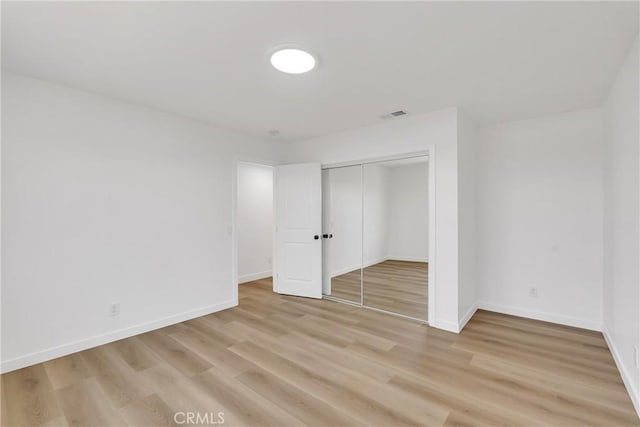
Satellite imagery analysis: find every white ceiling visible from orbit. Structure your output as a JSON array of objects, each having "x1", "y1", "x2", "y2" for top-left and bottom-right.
[{"x1": 2, "y1": 2, "x2": 638, "y2": 142}]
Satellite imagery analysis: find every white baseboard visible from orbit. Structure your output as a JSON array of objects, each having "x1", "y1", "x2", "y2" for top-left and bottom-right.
[
  {"x1": 477, "y1": 301, "x2": 601, "y2": 331},
  {"x1": 430, "y1": 319, "x2": 459, "y2": 333},
  {"x1": 602, "y1": 326, "x2": 640, "y2": 418},
  {"x1": 386, "y1": 256, "x2": 428, "y2": 263},
  {"x1": 238, "y1": 270, "x2": 272, "y2": 284},
  {"x1": 363, "y1": 257, "x2": 389, "y2": 269},
  {"x1": 0, "y1": 299, "x2": 237, "y2": 374},
  {"x1": 458, "y1": 302, "x2": 478, "y2": 332},
  {"x1": 330, "y1": 263, "x2": 363, "y2": 278},
  {"x1": 330, "y1": 257, "x2": 428, "y2": 279},
  {"x1": 430, "y1": 303, "x2": 478, "y2": 334},
  {"x1": 330, "y1": 257, "x2": 388, "y2": 278}
]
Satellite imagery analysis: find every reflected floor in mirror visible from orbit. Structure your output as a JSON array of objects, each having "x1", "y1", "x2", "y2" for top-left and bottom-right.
[
  {"x1": 329, "y1": 269, "x2": 361, "y2": 302},
  {"x1": 331, "y1": 260, "x2": 428, "y2": 320}
]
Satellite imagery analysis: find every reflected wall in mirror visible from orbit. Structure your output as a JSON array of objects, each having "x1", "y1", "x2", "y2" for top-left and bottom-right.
[
  {"x1": 322, "y1": 165, "x2": 362, "y2": 303},
  {"x1": 363, "y1": 157, "x2": 428, "y2": 320}
]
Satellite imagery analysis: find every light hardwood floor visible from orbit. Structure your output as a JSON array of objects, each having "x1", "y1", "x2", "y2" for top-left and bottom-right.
[
  {"x1": 329, "y1": 268, "x2": 361, "y2": 302},
  {"x1": 330, "y1": 260, "x2": 428, "y2": 320},
  {"x1": 364, "y1": 260, "x2": 427, "y2": 320},
  {"x1": 2, "y1": 278, "x2": 638, "y2": 426}
]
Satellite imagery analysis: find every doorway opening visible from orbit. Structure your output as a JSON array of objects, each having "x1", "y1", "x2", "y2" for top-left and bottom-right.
[{"x1": 236, "y1": 162, "x2": 274, "y2": 288}]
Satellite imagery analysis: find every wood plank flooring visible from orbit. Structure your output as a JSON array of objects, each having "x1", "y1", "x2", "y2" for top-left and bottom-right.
[
  {"x1": 363, "y1": 260, "x2": 428, "y2": 320},
  {"x1": 330, "y1": 260, "x2": 428, "y2": 320},
  {"x1": 329, "y1": 268, "x2": 361, "y2": 302},
  {"x1": 2, "y1": 278, "x2": 638, "y2": 426}
]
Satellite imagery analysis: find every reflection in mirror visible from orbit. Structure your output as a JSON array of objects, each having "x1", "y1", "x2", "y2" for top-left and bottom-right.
[
  {"x1": 322, "y1": 165, "x2": 362, "y2": 303},
  {"x1": 363, "y1": 157, "x2": 428, "y2": 320}
]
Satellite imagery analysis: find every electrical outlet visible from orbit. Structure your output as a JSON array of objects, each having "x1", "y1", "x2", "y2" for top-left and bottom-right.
[
  {"x1": 109, "y1": 302, "x2": 120, "y2": 317},
  {"x1": 528, "y1": 287, "x2": 538, "y2": 298},
  {"x1": 267, "y1": 256, "x2": 272, "y2": 266}
]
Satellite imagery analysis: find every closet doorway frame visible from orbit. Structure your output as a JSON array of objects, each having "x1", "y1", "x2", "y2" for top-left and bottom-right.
[
  {"x1": 321, "y1": 148, "x2": 436, "y2": 325},
  {"x1": 231, "y1": 155, "x2": 277, "y2": 307}
]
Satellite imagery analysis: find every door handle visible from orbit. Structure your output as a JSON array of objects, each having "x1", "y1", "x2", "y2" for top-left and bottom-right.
[
  {"x1": 314, "y1": 235, "x2": 319, "y2": 240},
  {"x1": 322, "y1": 234, "x2": 333, "y2": 239}
]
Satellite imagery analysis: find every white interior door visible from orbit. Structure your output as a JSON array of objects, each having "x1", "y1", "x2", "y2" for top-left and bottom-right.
[{"x1": 274, "y1": 163, "x2": 322, "y2": 298}]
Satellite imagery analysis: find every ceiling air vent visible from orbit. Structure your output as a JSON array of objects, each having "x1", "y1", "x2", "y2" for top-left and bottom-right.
[{"x1": 379, "y1": 110, "x2": 408, "y2": 120}]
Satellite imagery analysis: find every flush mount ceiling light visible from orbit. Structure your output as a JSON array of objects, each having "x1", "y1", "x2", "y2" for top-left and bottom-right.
[{"x1": 270, "y1": 48, "x2": 317, "y2": 74}]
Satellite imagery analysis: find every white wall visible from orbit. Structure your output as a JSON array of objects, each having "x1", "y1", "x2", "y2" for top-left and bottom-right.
[
  {"x1": 1, "y1": 72, "x2": 282, "y2": 372},
  {"x1": 457, "y1": 110, "x2": 478, "y2": 327},
  {"x1": 476, "y1": 108, "x2": 604, "y2": 330},
  {"x1": 237, "y1": 163, "x2": 273, "y2": 283},
  {"x1": 386, "y1": 162, "x2": 429, "y2": 262},
  {"x1": 286, "y1": 108, "x2": 460, "y2": 331},
  {"x1": 603, "y1": 35, "x2": 639, "y2": 414}
]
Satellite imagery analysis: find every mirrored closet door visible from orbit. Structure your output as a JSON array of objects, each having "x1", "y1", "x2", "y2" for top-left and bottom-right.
[
  {"x1": 363, "y1": 157, "x2": 428, "y2": 320},
  {"x1": 322, "y1": 155, "x2": 429, "y2": 322}
]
